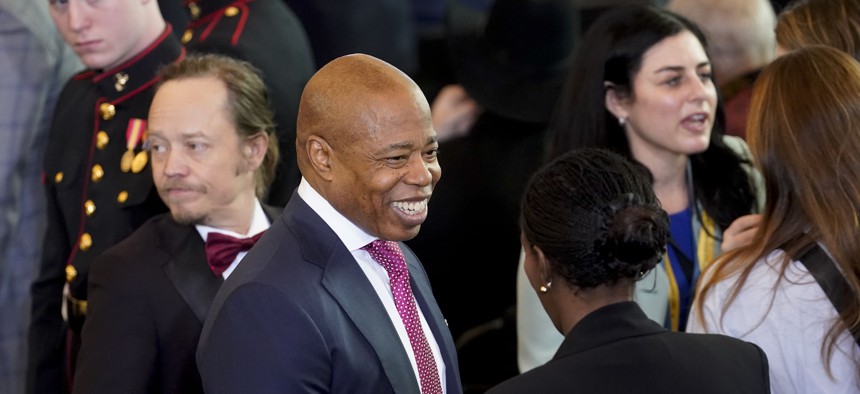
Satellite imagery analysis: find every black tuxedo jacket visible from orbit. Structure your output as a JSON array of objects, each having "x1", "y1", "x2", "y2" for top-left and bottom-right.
[
  {"x1": 197, "y1": 192, "x2": 463, "y2": 394},
  {"x1": 72, "y1": 205, "x2": 280, "y2": 394},
  {"x1": 486, "y1": 302, "x2": 770, "y2": 394}
]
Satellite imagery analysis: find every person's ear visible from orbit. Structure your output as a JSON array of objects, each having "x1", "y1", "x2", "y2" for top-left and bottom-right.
[
  {"x1": 242, "y1": 131, "x2": 268, "y2": 172},
  {"x1": 533, "y1": 244, "x2": 554, "y2": 292},
  {"x1": 305, "y1": 135, "x2": 334, "y2": 181},
  {"x1": 604, "y1": 81, "x2": 630, "y2": 123}
]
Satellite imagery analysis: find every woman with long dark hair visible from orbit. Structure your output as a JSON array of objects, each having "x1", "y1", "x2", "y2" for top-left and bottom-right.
[{"x1": 516, "y1": 5, "x2": 762, "y2": 370}]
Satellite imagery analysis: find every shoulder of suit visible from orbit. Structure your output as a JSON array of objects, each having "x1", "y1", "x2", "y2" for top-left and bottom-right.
[
  {"x1": 261, "y1": 203, "x2": 283, "y2": 219},
  {"x1": 90, "y1": 213, "x2": 181, "y2": 278},
  {"x1": 103, "y1": 214, "x2": 175, "y2": 255}
]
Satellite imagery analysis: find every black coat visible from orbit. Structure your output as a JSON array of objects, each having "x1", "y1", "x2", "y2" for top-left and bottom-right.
[
  {"x1": 486, "y1": 302, "x2": 771, "y2": 394},
  {"x1": 27, "y1": 28, "x2": 183, "y2": 394},
  {"x1": 72, "y1": 205, "x2": 280, "y2": 394},
  {"x1": 182, "y1": 0, "x2": 316, "y2": 206}
]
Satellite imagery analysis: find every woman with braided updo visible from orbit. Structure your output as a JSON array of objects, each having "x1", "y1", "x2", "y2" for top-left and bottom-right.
[{"x1": 487, "y1": 148, "x2": 770, "y2": 394}]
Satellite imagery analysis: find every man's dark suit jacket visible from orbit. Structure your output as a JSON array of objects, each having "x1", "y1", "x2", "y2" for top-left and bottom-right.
[
  {"x1": 486, "y1": 302, "x2": 770, "y2": 394},
  {"x1": 197, "y1": 192, "x2": 463, "y2": 394},
  {"x1": 72, "y1": 205, "x2": 280, "y2": 394}
]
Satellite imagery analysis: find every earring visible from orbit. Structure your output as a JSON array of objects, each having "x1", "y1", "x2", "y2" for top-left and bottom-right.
[
  {"x1": 618, "y1": 117, "x2": 627, "y2": 126},
  {"x1": 539, "y1": 281, "x2": 552, "y2": 293}
]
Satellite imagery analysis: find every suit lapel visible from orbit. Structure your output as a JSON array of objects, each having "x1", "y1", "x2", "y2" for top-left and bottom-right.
[
  {"x1": 160, "y1": 218, "x2": 222, "y2": 324},
  {"x1": 286, "y1": 196, "x2": 420, "y2": 394},
  {"x1": 404, "y1": 245, "x2": 462, "y2": 394},
  {"x1": 321, "y1": 248, "x2": 422, "y2": 394}
]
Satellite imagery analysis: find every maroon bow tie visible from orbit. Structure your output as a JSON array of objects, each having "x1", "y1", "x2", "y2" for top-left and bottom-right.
[{"x1": 204, "y1": 231, "x2": 264, "y2": 277}]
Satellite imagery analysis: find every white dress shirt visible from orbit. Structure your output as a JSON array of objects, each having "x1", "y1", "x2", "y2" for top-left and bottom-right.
[{"x1": 688, "y1": 249, "x2": 860, "y2": 394}]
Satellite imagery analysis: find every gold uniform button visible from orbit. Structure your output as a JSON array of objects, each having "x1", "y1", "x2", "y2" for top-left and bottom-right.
[
  {"x1": 224, "y1": 6, "x2": 239, "y2": 17},
  {"x1": 113, "y1": 72, "x2": 129, "y2": 92},
  {"x1": 117, "y1": 190, "x2": 128, "y2": 204},
  {"x1": 79, "y1": 233, "x2": 92, "y2": 252},
  {"x1": 65, "y1": 265, "x2": 77, "y2": 282},
  {"x1": 99, "y1": 102, "x2": 115, "y2": 120},
  {"x1": 54, "y1": 171, "x2": 64, "y2": 183},
  {"x1": 96, "y1": 131, "x2": 109, "y2": 150},
  {"x1": 188, "y1": 2, "x2": 201, "y2": 19},
  {"x1": 91, "y1": 164, "x2": 104, "y2": 182},
  {"x1": 84, "y1": 200, "x2": 96, "y2": 216},
  {"x1": 182, "y1": 29, "x2": 193, "y2": 44}
]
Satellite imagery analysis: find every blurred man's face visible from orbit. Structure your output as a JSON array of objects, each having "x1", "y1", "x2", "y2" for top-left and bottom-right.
[
  {"x1": 49, "y1": 0, "x2": 153, "y2": 70},
  {"x1": 147, "y1": 76, "x2": 260, "y2": 232}
]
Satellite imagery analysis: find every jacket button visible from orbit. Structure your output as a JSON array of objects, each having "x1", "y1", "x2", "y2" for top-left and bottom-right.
[
  {"x1": 96, "y1": 131, "x2": 109, "y2": 150},
  {"x1": 84, "y1": 200, "x2": 96, "y2": 216},
  {"x1": 188, "y1": 2, "x2": 200, "y2": 19},
  {"x1": 182, "y1": 29, "x2": 193, "y2": 44},
  {"x1": 65, "y1": 265, "x2": 77, "y2": 282},
  {"x1": 79, "y1": 233, "x2": 92, "y2": 252},
  {"x1": 91, "y1": 164, "x2": 104, "y2": 182},
  {"x1": 99, "y1": 102, "x2": 115, "y2": 120}
]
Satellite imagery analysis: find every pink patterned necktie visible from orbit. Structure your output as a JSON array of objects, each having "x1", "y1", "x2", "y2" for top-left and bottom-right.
[{"x1": 363, "y1": 240, "x2": 443, "y2": 394}]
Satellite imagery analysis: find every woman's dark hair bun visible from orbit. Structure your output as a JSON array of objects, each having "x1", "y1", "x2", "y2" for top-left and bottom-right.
[{"x1": 595, "y1": 193, "x2": 669, "y2": 279}]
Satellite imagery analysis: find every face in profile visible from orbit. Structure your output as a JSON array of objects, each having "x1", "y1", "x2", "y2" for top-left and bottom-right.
[
  {"x1": 147, "y1": 76, "x2": 261, "y2": 230},
  {"x1": 328, "y1": 87, "x2": 441, "y2": 242},
  {"x1": 611, "y1": 30, "x2": 718, "y2": 159},
  {"x1": 49, "y1": 0, "x2": 152, "y2": 70}
]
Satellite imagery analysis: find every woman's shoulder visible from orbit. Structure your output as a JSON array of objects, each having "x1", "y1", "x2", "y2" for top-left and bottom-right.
[
  {"x1": 718, "y1": 135, "x2": 765, "y2": 209},
  {"x1": 692, "y1": 250, "x2": 786, "y2": 327},
  {"x1": 719, "y1": 135, "x2": 753, "y2": 161}
]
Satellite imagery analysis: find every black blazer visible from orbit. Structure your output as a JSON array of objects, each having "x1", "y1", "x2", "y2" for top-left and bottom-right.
[
  {"x1": 197, "y1": 192, "x2": 463, "y2": 394},
  {"x1": 72, "y1": 205, "x2": 281, "y2": 394},
  {"x1": 486, "y1": 302, "x2": 770, "y2": 394}
]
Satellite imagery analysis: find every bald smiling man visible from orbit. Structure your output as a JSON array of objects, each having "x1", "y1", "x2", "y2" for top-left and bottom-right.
[{"x1": 196, "y1": 54, "x2": 462, "y2": 394}]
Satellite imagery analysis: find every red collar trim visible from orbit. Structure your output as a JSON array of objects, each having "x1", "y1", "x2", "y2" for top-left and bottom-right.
[{"x1": 93, "y1": 24, "x2": 174, "y2": 83}]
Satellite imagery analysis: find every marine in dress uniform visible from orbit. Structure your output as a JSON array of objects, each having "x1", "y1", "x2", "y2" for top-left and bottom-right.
[
  {"x1": 27, "y1": 26, "x2": 185, "y2": 394},
  {"x1": 181, "y1": 0, "x2": 316, "y2": 206}
]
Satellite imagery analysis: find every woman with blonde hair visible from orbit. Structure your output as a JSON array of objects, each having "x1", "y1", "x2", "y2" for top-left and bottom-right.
[{"x1": 689, "y1": 45, "x2": 860, "y2": 393}]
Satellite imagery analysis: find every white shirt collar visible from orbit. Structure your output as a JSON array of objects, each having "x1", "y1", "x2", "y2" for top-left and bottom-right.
[
  {"x1": 195, "y1": 198, "x2": 269, "y2": 241},
  {"x1": 297, "y1": 177, "x2": 377, "y2": 251}
]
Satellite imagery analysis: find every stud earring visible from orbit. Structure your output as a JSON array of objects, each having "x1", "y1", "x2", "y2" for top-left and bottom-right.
[
  {"x1": 618, "y1": 117, "x2": 627, "y2": 126},
  {"x1": 539, "y1": 281, "x2": 552, "y2": 293}
]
